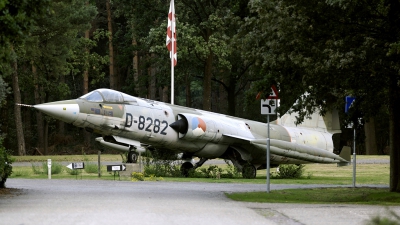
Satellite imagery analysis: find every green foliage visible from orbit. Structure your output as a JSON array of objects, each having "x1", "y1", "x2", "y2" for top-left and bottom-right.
[
  {"x1": 198, "y1": 165, "x2": 223, "y2": 179},
  {"x1": 0, "y1": 75, "x2": 10, "y2": 106},
  {"x1": 274, "y1": 164, "x2": 305, "y2": 179},
  {"x1": 31, "y1": 164, "x2": 42, "y2": 175},
  {"x1": 131, "y1": 172, "x2": 163, "y2": 181},
  {"x1": 223, "y1": 163, "x2": 241, "y2": 178},
  {"x1": 143, "y1": 149, "x2": 182, "y2": 177},
  {"x1": 0, "y1": 0, "x2": 51, "y2": 45},
  {"x1": 131, "y1": 172, "x2": 144, "y2": 181},
  {"x1": 66, "y1": 168, "x2": 79, "y2": 175},
  {"x1": 31, "y1": 162, "x2": 63, "y2": 175},
  {"x1": 84, "y1": 162, "x2": 98, "y2": 174},
  {"x1": 0, "y1": 138, "x2": 13, "y2": 188},
  {"x1": 42, "y1": 162, "x2": 63, "y2": 175},
  {"x1": 143, "y1": 161, "x2": 182, "y2": 177}
]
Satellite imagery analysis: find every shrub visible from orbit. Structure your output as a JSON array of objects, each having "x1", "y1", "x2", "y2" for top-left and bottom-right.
[
  {"x1": 143, "y1": 155, "x2": 182, "y2": 177},
  {"x1": 222, "y1": 162, "x2": 240, "y2": 178},
  {"x1": 84, "y1": 162, "x2": 98, "y2": 174},
  {"x1": 131, "y1": 172, "x2": 144, "y2": 181},
  {"x1": 42, "y1": 162, "x2": 63, "y2": 175},
  {"x1": 66, "y1": 168, "x2": 79, "y2": 175},
  {"x1": 197, "y1": 165, "x2": 222, "y2": 178},
  {"x1": 32, "y1": 162, "x2": 63, "y2": 175},
  {"x1": 31, "y1": 164, "x2": 43, "y2": 174},
  {"x1": 0, "y1": 139, "x2": 13, "y2": 188},
  {"x1": 275, "y1": 164, "x2": 305, "y2": 179}
]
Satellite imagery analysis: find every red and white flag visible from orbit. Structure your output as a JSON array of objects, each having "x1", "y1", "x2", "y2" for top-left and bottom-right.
[{"x1": 166, "y1": 0, "x2": 177, "y2": 66}]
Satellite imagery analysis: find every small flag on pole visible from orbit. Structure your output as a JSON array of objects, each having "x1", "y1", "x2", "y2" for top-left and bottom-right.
[{"x1": 166, "y1": 0, "x2": 177, "y2": 66}]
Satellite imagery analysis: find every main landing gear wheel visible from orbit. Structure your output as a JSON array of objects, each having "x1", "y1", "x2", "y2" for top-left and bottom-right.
[
  {"x1": 242, "y1": 164, "x2": 256, "y2": 179},
  {"x1": 127, "y1": 151, "x2": 138, "y2": 163},
  {"x1": 180, "y1": 162, "x2": 194, "y2": 177}
]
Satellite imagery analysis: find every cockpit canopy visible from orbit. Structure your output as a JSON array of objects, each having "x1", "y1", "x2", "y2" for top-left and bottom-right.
[{"x1": 80, "y1": 89, "x2": 137, "y2": 104}]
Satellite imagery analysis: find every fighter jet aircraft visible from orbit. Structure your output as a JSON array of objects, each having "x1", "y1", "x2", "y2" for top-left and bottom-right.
[{"x1": 30, "y1": 88, "x2": 350, "y2": 178}]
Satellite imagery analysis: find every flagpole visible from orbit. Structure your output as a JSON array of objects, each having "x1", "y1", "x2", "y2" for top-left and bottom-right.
[{"x1": 170, "y1": 0, "x2": 175, "y2": 105}]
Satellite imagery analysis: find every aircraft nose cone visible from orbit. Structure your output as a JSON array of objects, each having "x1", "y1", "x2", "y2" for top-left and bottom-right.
[{"x1": 34, "y1": 100, "x2": 79, "y2": 123}]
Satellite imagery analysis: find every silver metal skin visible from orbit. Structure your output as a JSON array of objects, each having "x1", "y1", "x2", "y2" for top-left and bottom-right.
[{"x1": 33, "y1": 88, "x2": 350, "y2": 178}]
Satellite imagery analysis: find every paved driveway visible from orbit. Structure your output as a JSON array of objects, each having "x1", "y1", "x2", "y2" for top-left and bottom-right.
[{"x1": 0, "y1": 179, "x2": 398, "y2": 225}]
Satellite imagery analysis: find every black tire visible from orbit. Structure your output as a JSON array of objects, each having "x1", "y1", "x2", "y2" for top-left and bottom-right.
[
  {"x1": 127, "y1": 151, "x2": 138, "y2": 163},
  {"x1": 242, "y1": 164, "x2": 256, "y2": 179},
  {"x1": 180, "y1": 162, "x2": 194, "y2": 177}
]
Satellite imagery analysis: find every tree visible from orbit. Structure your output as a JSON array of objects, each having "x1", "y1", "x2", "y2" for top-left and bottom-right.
[
  {"x1": 16, "y1": 0, "x2": 97, "y2": 154},
  {"x1": 0, "y1": 138, "x2": 13, "y2": 188},
  {"x1": 246, "y1": 0, "x2": 400, "y2": 191},
  {"x1": 0, "y1": 0, "x2": 50, "y2": 156}
]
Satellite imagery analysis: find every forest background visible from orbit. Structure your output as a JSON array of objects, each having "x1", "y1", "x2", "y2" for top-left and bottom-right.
[{"x1": 0, "y1": 0, "x2": 399, "y2": 191}]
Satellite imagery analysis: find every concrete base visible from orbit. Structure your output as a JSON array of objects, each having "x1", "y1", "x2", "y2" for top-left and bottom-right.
[{"x1": 119, "y1": 163, "x2": 143, "y2": 177}]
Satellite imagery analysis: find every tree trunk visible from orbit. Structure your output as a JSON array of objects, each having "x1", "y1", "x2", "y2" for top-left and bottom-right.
[
  {"x1": 185, "y1": 73, "x2": 191, "y2": 107},
  {"x1": 162, "y1": 86, "x2": 169, "y2": 103},
  {"x1": 389, "y1": 78, "x2": 400, "y2": 192},
  {"x1": 202, "y1": 53, "x2": 213, "y2": 111},
  {"x1": 227, "y1": 76, "x2": 237, "y2": 116},
  {"x1": 364, "y1": 117, "x2": 378, "y2": 155},
  {"x1": 44, "y1": 120, "x2": 49, "y2": 154},
  {"x1": 11, "y1": 47, "x2": 26, "y2": 156},
  {"x1": 132, "y1": 35, "x2": 142, "y2": 96},
  {"x1": 83, "y1": 28, "x2": 91, "y2": 147},
  {"x1": 149, "y1": 57, "x2": 156, "y2": 100},
  {"x1": 106, "y1": 0, "x2": 115, "y2": 89},
  {"x1": 24, "y1": 91, "x2": 32, "y2": 154},
  {"x1": 33, "y1": 63, "x2": 45, "y2": 155}
]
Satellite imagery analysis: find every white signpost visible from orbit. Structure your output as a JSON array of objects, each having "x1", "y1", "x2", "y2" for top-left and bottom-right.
[
  {"x1": 47, "y1": 159, "x2": 52, "y2": 179},
  {"x1": 261, "y1": 85, "x2": 279, "y2": 193}
]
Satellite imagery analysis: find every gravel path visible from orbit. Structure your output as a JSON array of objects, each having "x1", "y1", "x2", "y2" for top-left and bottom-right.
[{"x1": 0, "y1": 179, "x2": 397, "y2": 225}]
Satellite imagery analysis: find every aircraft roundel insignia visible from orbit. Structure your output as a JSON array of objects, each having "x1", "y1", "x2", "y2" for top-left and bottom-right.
[{"x1": 192, "y1": 117, "x2": 206, "y2": 136}]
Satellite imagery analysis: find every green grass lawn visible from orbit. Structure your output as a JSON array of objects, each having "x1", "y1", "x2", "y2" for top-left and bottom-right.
[{"x1": 226, "y1": 187, "x2": 400, "y2": 205}]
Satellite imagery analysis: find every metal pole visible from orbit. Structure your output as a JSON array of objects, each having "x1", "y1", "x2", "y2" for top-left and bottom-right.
[
  {"x1": 267, "y1": 115, "x2": 270, "y2": 193},
  {"x1": 353, "y1": 128, "x2": 356, "y2": 187},
  {"x1": 98, "y1": 150, "x2": 101, "y2": 177},
  {"x1": 170, "y1": 0, "x2": 175, "y2": 105}
]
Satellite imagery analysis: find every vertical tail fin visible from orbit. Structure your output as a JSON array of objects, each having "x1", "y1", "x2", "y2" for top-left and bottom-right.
[{"x1": 278, "y1": 109, "x2": 341, "y2": 134}]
